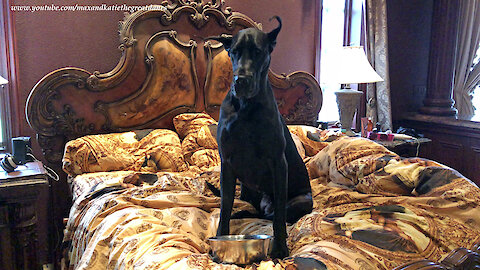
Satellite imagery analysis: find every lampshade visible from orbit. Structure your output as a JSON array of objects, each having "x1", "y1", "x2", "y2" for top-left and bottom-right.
[
  {"x1": 324, "y1": 46, "x2": 383, "y2": 84},
  {"x1": 327, "y1": 46, "x2": 383, "y2": 136},
  {"x1": 0, "y1": 76, "x2": 7, "y2": 85}
]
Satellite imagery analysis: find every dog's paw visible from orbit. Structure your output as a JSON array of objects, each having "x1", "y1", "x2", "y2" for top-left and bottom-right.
[{"x1": 270, "y1": 242, "x2": 289, "y2": 259}]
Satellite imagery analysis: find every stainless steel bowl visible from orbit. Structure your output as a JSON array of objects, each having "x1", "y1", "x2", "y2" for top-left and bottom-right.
[{"x1": 208, "y1": 235, "x2": 273, "y2": 265}]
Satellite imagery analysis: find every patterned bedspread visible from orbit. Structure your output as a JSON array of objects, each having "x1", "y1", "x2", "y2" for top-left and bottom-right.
[{"x1": 61, "y1": 114, "x2": 480, "y2": 270}]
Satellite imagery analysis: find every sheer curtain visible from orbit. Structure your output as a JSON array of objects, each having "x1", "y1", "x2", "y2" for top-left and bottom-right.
[
  {"x1": 453, "y1": 0, "x2": 480, "y2": 119},
  {"x1": 365, "y1": 0, "x2": 392, "y2": 131}
]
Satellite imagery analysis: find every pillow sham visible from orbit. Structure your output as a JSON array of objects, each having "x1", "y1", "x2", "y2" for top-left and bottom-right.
[{"x1": 63, "y1": 129, "x2": 188, "y2": 176}]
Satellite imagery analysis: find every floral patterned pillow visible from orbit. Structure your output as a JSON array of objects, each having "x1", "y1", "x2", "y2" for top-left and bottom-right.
[{"x1": 63, "y1": 129, "x2": 188, "y2": 176}]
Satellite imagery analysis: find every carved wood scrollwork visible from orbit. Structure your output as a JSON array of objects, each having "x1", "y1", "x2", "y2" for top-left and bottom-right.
[
  {"x1": 204, "y1": 39, "x2": 233, "y2": 115},
  {"x1": 269, "y1": 71, "x2": 323, "y2": 126},
  {"x1": 55, "y1": 105, "x2": 95, "y2": 135},
  {"x1": 37, "y1": 135, "x2": 64, "y2": 164},
  {"x1": 26, "y1": 68, "x2": 94, "y2": 137},
  {"x1": 95, "y1": 30, "x2": 199, "y2": 131},
  {"x1": 159, "y1": 0, "x2": 260, "y2": 31},
  {"x1": 26, "y1": 0, "x2": 322, "y2": 167},
  {"x1": 26, "y1": 68, "x2": 97, "y2": 163},
  {"x1": 161, "y1": 0, "x2": 232, "y2": 29},
  {"x1": 86, "y1": 0, "x2": 259, "y2": 93}
]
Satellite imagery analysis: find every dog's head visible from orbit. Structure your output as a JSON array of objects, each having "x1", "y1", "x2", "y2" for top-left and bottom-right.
[{"x1": 209, "y1": 16, "x2": 282, "y2": 99}]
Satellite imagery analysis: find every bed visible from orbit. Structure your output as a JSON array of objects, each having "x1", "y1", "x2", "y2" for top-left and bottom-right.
[{"x1": 25, "y1": 1, "x2": 480, "y2": 269}]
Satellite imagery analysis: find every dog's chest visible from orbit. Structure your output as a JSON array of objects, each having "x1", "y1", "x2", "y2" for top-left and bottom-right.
[
  {"x1": 220, "y1": 112, "x2": 283, "y2": 152},
  {"x1": 218, "y1": 109, "x2": 286, "y2": 190}
]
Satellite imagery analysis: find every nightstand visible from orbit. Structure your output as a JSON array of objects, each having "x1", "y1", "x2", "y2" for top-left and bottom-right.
[
  {"x1": 375, "y1": 137, "x2": 431, "y2": 157},
  {"x1": 0, "y1": 161, "x2": 49, "y2": 270}
]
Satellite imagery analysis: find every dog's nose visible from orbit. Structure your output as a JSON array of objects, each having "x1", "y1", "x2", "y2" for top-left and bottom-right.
[{"x1": 234, "y1": 75, "x2": 252, "y2": 88}]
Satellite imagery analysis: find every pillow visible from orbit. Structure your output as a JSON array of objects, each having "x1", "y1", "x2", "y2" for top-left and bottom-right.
[
  {"x1": 175, "y1": 113, "x2": 221, "y2": 170},
  {"x1": 305, "y1": 136, "x2": 397, "y2": 185},
  {"x1": 63, "y1": 129, "x2": 188, "y2": 176},
  {"x1": 173, "y1": 112, "x2": 217, "y2": 139},
  {"x1": 288, "y1": 125, "x2": 329, "y2": 156}
]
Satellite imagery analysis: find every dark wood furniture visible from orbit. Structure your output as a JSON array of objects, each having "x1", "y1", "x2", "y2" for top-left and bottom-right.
[
  {"x1": 375, "y1": 137, "x2": 431, "y2": 157},
  {"x1": 0, "y1": 161, "x2": 49, "y2": 270},
  {"x1": 392, "y1": 0, "x2": 480, "y2": 188},
  {"x1": 400, "y1": 114, "x2": 480, "y2": 187},
  {"x1": 393, "y1": 243, "x2": 480, "y2": 270}
]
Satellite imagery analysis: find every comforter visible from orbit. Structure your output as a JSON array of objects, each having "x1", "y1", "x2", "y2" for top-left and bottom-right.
[{"x1": 61, "y1": 114, "x2": 480, "y2": 270}]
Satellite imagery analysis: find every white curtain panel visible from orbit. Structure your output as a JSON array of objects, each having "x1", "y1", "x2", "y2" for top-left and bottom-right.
[
  {"x1": 365, "y1": 0, "x2": 392, "y2": 131},
  {"x1": 453, "y1": 0, "x2": 480, "y2": 119}
]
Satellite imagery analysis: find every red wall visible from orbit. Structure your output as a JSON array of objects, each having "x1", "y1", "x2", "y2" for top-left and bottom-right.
[
  {"x1": 8, "y1": 0, "x2": 318, "y2": 150},
  {"x1": 226, "y1": 0, "x2": 318, "y2": 74}
]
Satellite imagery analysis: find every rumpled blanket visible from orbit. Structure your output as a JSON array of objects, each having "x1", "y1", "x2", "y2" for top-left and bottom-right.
[{"x1": 61, "y1": 121, "x2": 480, "y2": 270}]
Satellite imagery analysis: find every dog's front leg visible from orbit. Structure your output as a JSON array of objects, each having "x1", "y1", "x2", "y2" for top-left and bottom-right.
[
  {"x1": 217, "y1": 162, "x2": 236, "y2": 236},
  {"x1": 270, "y1": 156, "x2": 289, "y2": 259}
]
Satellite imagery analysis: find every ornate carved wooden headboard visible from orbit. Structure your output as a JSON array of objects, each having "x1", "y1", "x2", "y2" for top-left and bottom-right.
[
  {"x1": 27, "y1": 1, "x2": 321, "y2": 168},
  {"x1": 25, "y1": 1, "x2": 322, "y2": 224}
]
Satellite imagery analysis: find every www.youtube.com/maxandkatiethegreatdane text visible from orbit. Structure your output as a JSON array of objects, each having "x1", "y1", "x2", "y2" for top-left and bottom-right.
[{"x1": 10, "y1": 4, "x2": 166, "y2": 13}]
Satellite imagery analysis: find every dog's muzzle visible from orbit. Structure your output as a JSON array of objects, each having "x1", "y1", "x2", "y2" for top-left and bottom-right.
[
  {"x1": 235, "y1": 75, "x2": 252, "y2": 88},
  {"x1": 233, "y1": 75, "x2": 254, "y2": 98}
]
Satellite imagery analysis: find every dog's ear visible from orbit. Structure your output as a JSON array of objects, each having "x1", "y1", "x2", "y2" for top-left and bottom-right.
[
  {"x1": 267, "y1": 16, "x2": 282, "y2": 52},
  {"x1": 206, "y1": 34, "x2": 233, "y2": 51}
]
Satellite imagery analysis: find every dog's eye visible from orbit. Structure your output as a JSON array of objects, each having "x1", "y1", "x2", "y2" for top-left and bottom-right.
[{"x1": 255, "y1": 48, "x2": 262, "y2": 55}]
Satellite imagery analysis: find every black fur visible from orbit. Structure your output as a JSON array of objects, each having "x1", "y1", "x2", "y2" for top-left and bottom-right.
[{"x1": 210, "y1": 16, "x2": 313, "y2": 259}]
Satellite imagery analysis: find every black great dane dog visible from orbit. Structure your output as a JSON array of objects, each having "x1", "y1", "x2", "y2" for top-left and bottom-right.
[{"x1": 210, "y1": 17, "x2": 313, "y2": 259}]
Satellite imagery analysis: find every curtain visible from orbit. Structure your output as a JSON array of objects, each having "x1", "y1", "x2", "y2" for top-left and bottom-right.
[
  {"x1": 453, "y1": 0, "x2": 480, "y2": 119},
  {"x1": 365, "y1": 0, "x2": 392, "y2": 131}
]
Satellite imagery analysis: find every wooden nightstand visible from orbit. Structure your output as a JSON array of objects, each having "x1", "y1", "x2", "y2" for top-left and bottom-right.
[
  {"x1": 375, "y1": 137, "x2": 432, "y2": 157},
  {"x1": 0, "y1": 161, "x2": 49, "y2": 270}
]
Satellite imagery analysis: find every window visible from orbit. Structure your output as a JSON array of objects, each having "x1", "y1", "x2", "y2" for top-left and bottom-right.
[
  {"x1": 318, "y1": 0, "x2": 365, "y2": 122},
  {"x1": 471, "y1": 43, "x2": 480, "y2": 121}
]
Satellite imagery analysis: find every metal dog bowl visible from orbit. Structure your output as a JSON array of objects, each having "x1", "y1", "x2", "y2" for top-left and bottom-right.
[{"x1": 208, "y1": 235, "x2": 273, "y2": 265}]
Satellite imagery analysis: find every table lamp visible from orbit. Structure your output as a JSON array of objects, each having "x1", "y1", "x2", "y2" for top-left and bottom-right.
[
  {"x1": 0, "y1": 76, "x2": 7, "y2": 86},
  {"x1": 329, "y1": 46, "x2": 383, "y2": 136}
]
